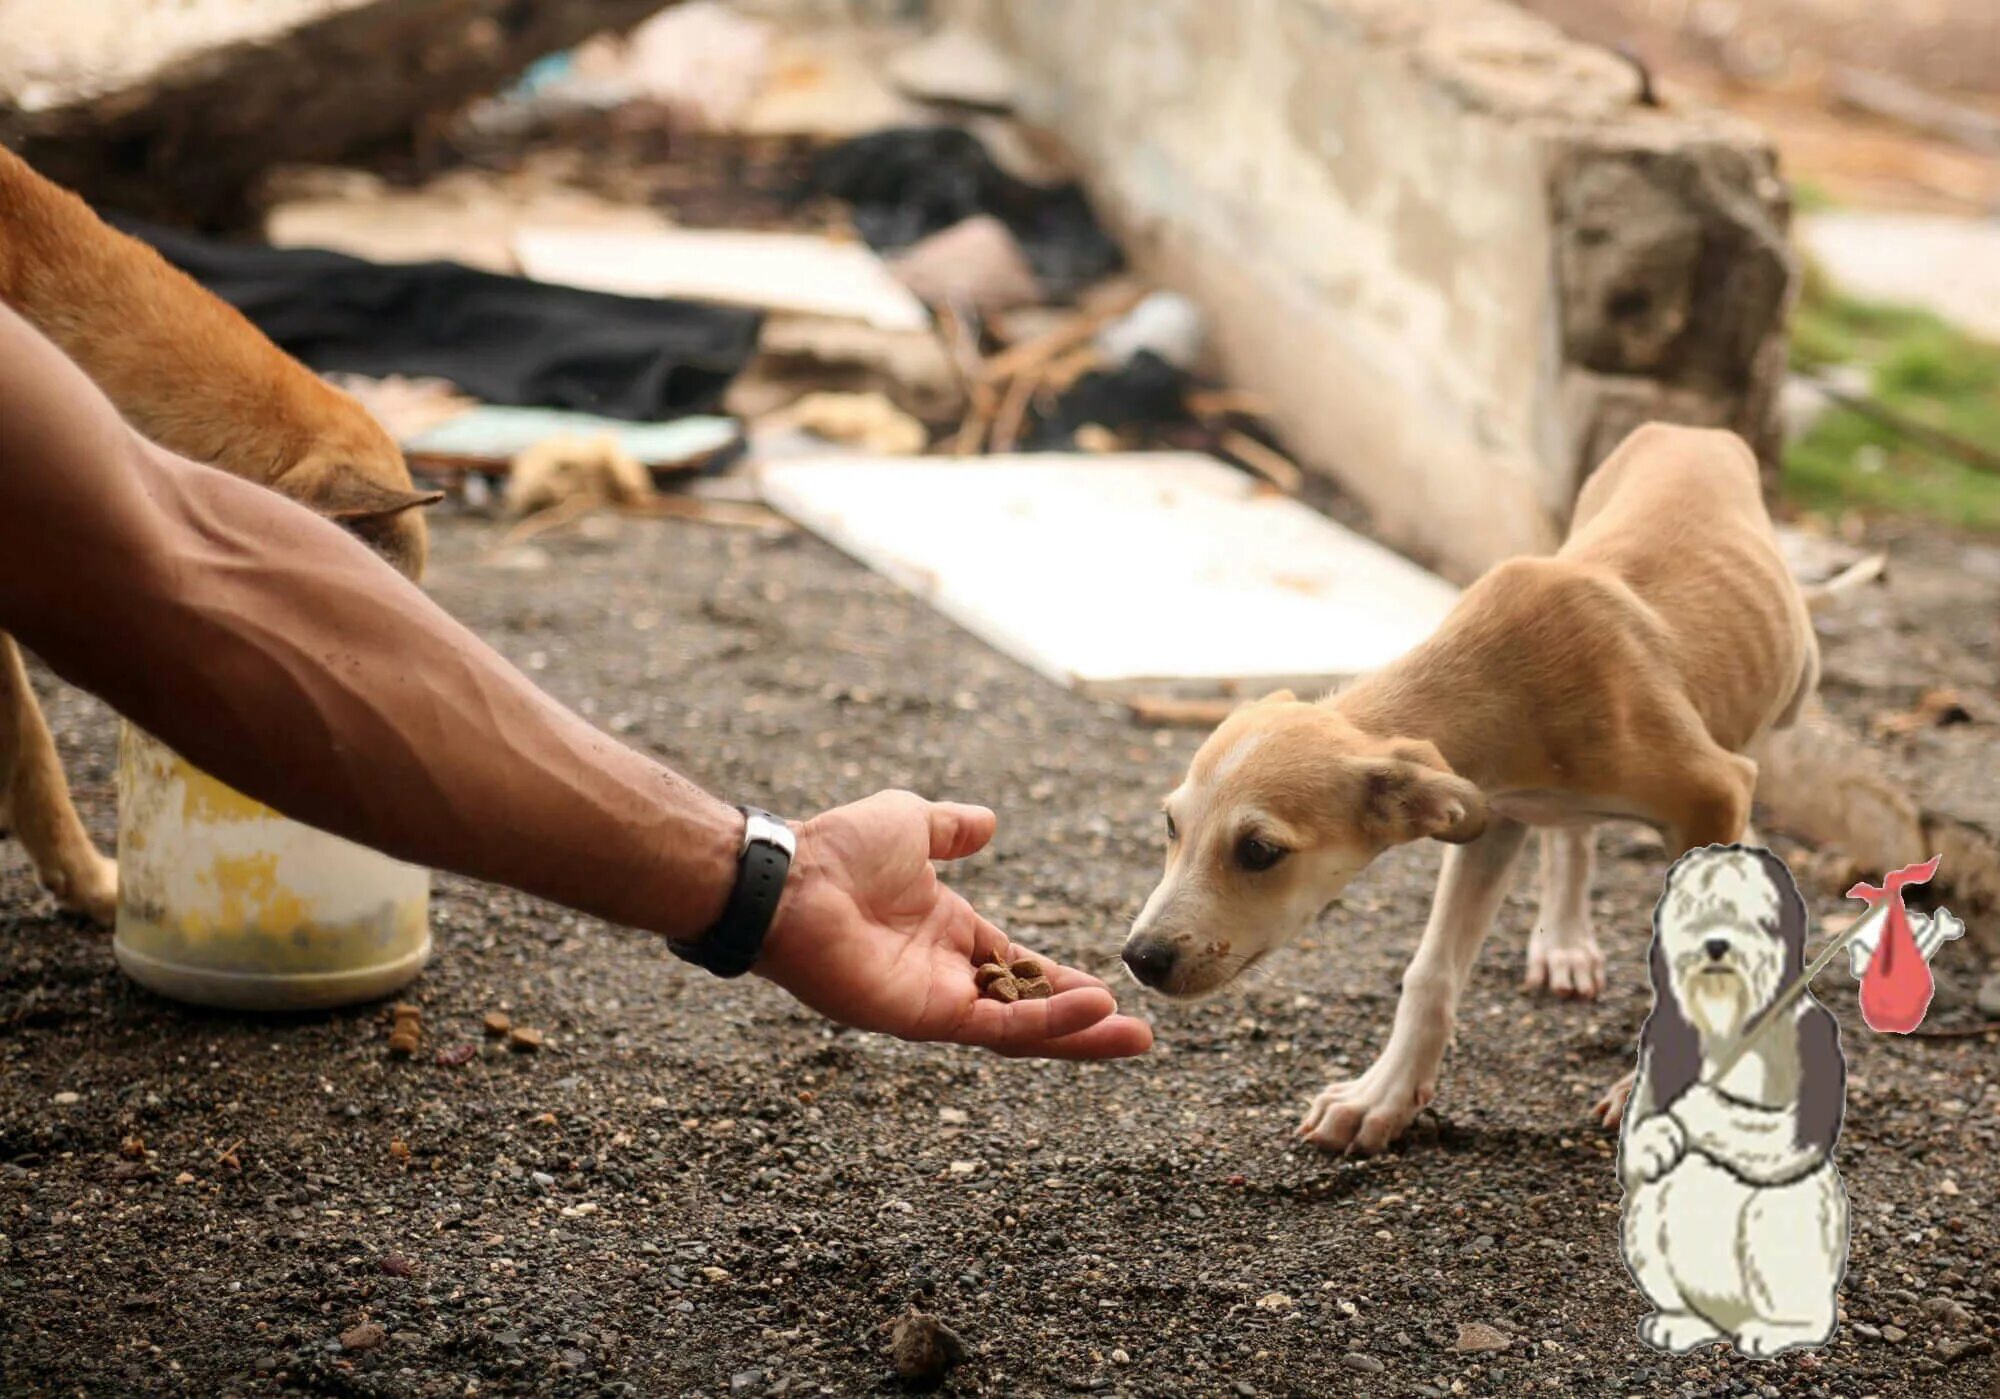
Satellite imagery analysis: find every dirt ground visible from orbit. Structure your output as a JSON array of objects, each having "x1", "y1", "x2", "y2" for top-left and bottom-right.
[{"x1": 2, "y1": 511, "x2": 1996, "y2": 1398}]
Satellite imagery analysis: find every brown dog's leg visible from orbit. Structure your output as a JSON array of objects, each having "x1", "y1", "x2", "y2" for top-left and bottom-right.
[
  {"x1": 1659, "y1": 751, "x2": 1758, "y2": 855},
  {"x1": 0, "y1": 633, "x2": 117, "y2": 924}
]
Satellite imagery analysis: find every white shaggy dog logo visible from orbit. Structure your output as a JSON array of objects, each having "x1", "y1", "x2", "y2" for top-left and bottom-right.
[{"x1": 1620, "y1": 845, "x2": 1848, "y2": 1357}]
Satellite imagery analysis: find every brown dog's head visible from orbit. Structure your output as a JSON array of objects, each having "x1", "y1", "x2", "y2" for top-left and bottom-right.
[
  {"x1": 268, "y1": 405, "x2": 441, "y2": 581},
  {"x1": 1122, "y1": 691, "x2": 1487, "y2": 996}
]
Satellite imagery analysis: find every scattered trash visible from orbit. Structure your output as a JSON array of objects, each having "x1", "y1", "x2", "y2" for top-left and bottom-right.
[
  {"x1": 434, "y1": 1043, "x2": 477, "y2": 1068},
  {"x1": 263, "y1": 165, "x2": 676, "y2": 274},
  {"x1": 404, "y1": 407, "x2": 740, "y2": 486},
  {"x1": 758, "y1": 453, "x2": 1459, "y2": 698},
  {"x1": 758, "y1": 392, "x2": 929, "y2": 456},
  {"x1": 1029, "y1": 351, "x2": 1191, "y2": 450},
  {"x1": 118, "y1": 217, "x2": 762, "y2": 421},
  {"x1": 514, "y1": 226, "x2": 930, "y2": 332},
  {"x1": 504, "y1": 435, "x2": 656, "y2": 521},
  {"x1": 807, "y1": 125, "x2": 1123, "y2": 297},
  {"x1": 887, "y1": 1307, "x2": 966, "y2": 1388},
  {"x1": 890, "y1": 215, "x2": 1043, "y2": 314},
  {"x1": 727, "y1": 315, "x2": 964, "y2": 423},
  {"x1": 885, "y1": 27, "x2": 1018, "y2": 112},
  {"x1": 1093, "y1": 290, "x2": 1205, "y2": 372},
  {"x1": 1871, "y1": 687, "x2": 1979, "y2": 739},
  {"x1": 611, "y1": 2, "x2": 776, "y2": 129}
]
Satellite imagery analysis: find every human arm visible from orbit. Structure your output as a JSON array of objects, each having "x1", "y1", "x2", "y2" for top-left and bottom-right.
[{"x1": 0, "y1": 302, "x2": 1149, "y2": 1058}]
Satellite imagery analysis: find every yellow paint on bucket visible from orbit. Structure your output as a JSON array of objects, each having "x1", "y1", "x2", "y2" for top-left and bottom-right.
[{"x1": 113, "y1": 724, "x2": 431, "y2": 1010}]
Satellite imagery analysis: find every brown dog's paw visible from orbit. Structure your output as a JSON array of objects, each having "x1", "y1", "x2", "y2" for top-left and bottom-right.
[{"x1": 44, "y1": 850, "x2": 118, "y2": 927}]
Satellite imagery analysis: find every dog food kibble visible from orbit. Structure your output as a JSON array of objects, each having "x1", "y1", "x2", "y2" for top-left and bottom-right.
[
  {"x1": 387, "y1": 1003, "x2": 423, "y2": 1058},
  {"x1": 482, "y1": 1011, "x2": 511, "y2": 1037},
  {"x1": 975, "y1": 955, "x2": 1053, "y2": 1002},
  {"x1": 507, "y1": 1026, "x2": 544, "y2": 1053}
]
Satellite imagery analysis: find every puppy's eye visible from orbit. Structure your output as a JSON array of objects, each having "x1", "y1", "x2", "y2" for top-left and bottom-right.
[
  {"x1": 1235, "y1": 835, "x2": 1288, "y2": 872},
  {"x1": 1164, "y1": 812, "x2": 1178, "y2": 842}
]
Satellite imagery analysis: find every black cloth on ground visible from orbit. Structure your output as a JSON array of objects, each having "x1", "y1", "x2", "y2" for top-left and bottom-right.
[
  {"x1": 805, "y1": 126, "x2": 1123, "y2": 299},
  {"x1": 111, "y1": 215, "x2": 764, "y2": 421}
]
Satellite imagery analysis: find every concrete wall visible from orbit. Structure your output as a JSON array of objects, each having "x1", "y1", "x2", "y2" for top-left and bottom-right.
[{"x1": 941, "y1": 0, "x2": 1794, "y2": 580}]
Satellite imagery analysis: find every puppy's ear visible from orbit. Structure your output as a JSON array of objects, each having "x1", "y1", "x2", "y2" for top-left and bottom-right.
[
  {"x1": 298, "y1": 463, "x2": 444, "y2": 523},
  {"x1": 1359, "y1": 760, "x2": 1488, "y2": 845},
  {"x1": 1258, "y1": 688, "x2": 1297, "y2": 705}
]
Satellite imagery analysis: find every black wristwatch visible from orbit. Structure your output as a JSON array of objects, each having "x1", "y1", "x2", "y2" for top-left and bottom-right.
[{"x1": 670, "y1": 807, "x2": 797, "y2": 978}]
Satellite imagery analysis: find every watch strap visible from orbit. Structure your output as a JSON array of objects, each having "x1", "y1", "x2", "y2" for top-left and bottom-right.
[{"x1": 670, "y1": 807, "x2": 794, "y2": 978}]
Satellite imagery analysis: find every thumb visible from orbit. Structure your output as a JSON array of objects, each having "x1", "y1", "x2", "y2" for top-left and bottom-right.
[{"x1": 926, "y1": 801, "x2": 997, "y2": 862}]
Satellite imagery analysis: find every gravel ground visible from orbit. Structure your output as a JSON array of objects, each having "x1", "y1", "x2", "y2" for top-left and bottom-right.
[{"x1": 2, "y1": 512, "x2": 1995, "y2": 1397}]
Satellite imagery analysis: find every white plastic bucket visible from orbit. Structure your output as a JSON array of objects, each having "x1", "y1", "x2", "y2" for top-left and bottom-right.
[{"x1": 113, "y1": 724, "x2": 431, "y2": 1010}]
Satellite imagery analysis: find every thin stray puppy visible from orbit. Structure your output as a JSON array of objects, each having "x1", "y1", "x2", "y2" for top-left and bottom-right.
[
  {"x1": 1121, "y1": 423, "x2": 1817, "y2": 1155},
  {"x1": 0, "y1": 146, "x2": 440, "y2": 924}
]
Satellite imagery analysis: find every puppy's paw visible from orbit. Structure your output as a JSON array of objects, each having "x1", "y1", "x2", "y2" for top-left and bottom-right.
[
  {"x1": 1592, "y1": 1071, "x2": 1635, "y2": 1129},
  {"x1": 1296, "y1": 1064, "x2": 1433, "y2": 1157},
  {"x1": 43, "y1": 849, "x2": 118, "y2": 928},
  {"x1": 1639, "y1": 1312, "x2": 1723, "y2": 1353},
  {"x1": 1524, "y1": 929, "x2": 1605, "y2": 1000},
  {"x1": 1733, "y1": 1320, "x2": 1831, "y2": 1358},
  {"x1": 1624, "y1": 1116, "x2": 1685, "y2": 1184}
]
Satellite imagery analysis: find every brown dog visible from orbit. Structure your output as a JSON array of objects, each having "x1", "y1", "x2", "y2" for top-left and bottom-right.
[
  {"x1": 1121, "y1": 423, "x2": 1817, "y2": 1155},
  {"x1": 0, "y1": 145, "x2": 440, "y2": 924}
]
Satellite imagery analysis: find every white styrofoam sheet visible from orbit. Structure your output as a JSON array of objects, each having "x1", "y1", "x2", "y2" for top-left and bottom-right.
[
  {"x1": 757, "y1": 453, "x2": 1461, "y2": 694},
  {"x1": 513, "y1": 227, "x2": 931, "y2": 332}
]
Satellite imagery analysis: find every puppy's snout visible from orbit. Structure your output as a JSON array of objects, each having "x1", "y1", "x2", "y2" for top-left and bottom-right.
[
  {"x1": 1122, "y1": 938, "x2": 1178, "y2": 989},
  {"x1": 1704, "y1": 937, "x2": 1731, "y2": 962}
]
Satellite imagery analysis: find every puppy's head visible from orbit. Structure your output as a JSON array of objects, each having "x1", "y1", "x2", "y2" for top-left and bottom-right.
[
  {"x1": 272, "y1": 407, "x2": 441, "y2": 581},
  {"x1": 1122, "y1": 691, "x2": 1487, "y2": 997},
  {"x1": 1654, "y1": 845, "x2": 1800, "y2": 1045}
]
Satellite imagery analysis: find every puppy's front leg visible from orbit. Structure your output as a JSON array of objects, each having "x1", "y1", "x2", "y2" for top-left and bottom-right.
[
  {"x1": 1299, "y1": 817, "x2": 1529, "y2": 1155},
  {"x1": 1525, "y1": 826, "x2": 1604, "y2": 1000}
]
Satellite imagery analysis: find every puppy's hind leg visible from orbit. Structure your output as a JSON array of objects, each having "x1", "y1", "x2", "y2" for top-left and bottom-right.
[
  {"x1": 1299, "y1": 817, "x2": 1530, "y2": 1156},
  {"x1": 1525, "y1": 826, "x2": 1604, "y2": 1000},
  {"x1": 0, "y1": 634, "x2": 117, "y2": 925}
]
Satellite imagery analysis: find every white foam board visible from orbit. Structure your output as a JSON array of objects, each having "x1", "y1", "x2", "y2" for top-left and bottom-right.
[
  {"x1": 757, "y1": 452, "x2": 1460, "y2": 695},
  {"x1": 513, "y1": 227, "x2": 931, "y2": 332}
]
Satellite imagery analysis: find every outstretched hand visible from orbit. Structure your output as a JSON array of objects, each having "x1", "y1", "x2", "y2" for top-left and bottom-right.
[{"x1": 756, "y1": 790, "x2": 1153, "y2": 1059}]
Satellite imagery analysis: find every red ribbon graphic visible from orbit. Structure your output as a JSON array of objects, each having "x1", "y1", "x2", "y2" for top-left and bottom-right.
[{"x1": 1848, "y1": 855, "x2": 1942, "y2": 1034}]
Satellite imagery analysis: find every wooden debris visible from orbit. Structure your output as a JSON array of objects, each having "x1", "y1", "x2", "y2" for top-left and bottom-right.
[
  {"x1": 1127, "y1": 696, "x2": 1238, "y2": 728},
  {"x1": 1218, "y1": 428, "x2": 1303, "y2": 494}
]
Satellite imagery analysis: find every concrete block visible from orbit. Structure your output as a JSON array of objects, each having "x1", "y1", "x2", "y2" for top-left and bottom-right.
[{"x1": 932, "y1": 0, "x2": 1794, "y2": 580}]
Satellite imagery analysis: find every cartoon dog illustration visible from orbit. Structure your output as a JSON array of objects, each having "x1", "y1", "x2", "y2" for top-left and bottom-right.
[{"x1": 1621, "y1": 844, "x2": 1848, "y2": 1358}]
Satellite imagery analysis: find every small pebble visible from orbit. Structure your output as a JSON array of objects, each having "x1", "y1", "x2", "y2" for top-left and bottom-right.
[
  {"x1": 1882, "y1": 1325, "x2": 1908, "y2": 1344},
  {"x1": 889, "y1": 1308, "x2": 966, "y2": 1385},
  {"x1": 379, "y1": 1255, "x2": 416, "y2": 1278},
  {"x1": 1456, "y1": 1322, "x2": 1510, "y2": 1353},
  {"x1": 338, "y1": 1321, "x2": 386, "y2": 1352},
  {"x1": 52, "y1": 1091, "x2": 79, "y2": 1106},
  {"x1": 1340, "y1": 1353, "x2": 1385, "y2": 1373}
]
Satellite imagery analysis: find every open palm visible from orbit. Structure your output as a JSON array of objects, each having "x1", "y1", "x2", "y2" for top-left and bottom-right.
[{"x1": 756, "y1": 790, "x2": 1152, "y2": 1059}]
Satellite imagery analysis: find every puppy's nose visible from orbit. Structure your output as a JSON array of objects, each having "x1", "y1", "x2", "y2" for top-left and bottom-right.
[
  {"x1": 1122, "y1": 939, "x2": 1178, "y2": 989},
  {"x1": 1704, "y1": 937, "x2": 1730, "y2": 962}
]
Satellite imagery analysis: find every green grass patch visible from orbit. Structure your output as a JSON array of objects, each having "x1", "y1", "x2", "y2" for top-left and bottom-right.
[{"x1": 1783, "y1": 264, "x2": 2000, "y2": 532}]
